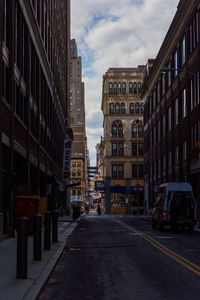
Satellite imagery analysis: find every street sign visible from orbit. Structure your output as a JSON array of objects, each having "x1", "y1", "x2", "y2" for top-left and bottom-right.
[
  {"x1": 95, "y1": 181, "x2": 105, "y2": 192},
  {"x1": 63, "y1": 138, "x2": 72, "y2": 181}
]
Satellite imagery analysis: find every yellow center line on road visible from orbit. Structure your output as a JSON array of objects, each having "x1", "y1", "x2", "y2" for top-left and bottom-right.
[{"x1": 115, "y1": 218, "x2": 200, "y2": 276}]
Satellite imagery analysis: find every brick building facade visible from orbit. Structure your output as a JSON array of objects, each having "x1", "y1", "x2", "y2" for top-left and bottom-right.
[{"x1": 142, "y1": 0, "x2": 200, "y2": 215}]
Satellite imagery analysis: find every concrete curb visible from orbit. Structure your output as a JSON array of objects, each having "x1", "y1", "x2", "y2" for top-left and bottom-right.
[{"x1": 22, "y1": 222, "x2": 79, "y2": 300}]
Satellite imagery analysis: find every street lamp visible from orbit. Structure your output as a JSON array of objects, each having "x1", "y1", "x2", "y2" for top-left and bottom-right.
[{"x1": 160, "y1": 67, "x2": 199, "y2": 78}]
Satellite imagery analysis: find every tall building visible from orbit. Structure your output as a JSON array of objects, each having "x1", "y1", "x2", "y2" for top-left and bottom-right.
[
  {"x1": 69, "y1": 39, "x2": 88, "y2": 204},
  {"x1": 1, "y1": 0, "x2": 70, "y2": 235},
  {"x1": 142, "y1": 0, "x2": 200, "y2": 215},
  {"x1": 101, "y1": 67, "x2": 145, "y2": 214}
]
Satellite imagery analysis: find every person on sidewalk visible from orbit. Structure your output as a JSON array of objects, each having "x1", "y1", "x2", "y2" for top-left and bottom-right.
[{"x1": 97, "y1": 204, "x2": 101, "y2": 216}]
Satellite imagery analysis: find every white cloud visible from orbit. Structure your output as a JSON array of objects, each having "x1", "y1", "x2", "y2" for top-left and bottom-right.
[{"x1": 71, "y1": 0, "x2": 180, "y2": 165}]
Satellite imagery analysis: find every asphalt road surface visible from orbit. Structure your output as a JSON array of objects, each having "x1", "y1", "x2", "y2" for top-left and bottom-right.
[{"x1": 38, "y1": 214, "x2": 200, "y2": 300}]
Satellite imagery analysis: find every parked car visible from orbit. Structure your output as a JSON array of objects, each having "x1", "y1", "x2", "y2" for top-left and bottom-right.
[{"x1": 152, "y1": 182, "x2": 197, "y2": 231}]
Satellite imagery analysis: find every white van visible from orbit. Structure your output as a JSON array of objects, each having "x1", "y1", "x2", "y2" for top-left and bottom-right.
[{"x1": 152, "y1": 182, "x2": 197, "y2": 231}]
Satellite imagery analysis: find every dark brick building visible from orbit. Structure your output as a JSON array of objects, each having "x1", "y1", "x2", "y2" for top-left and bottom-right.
[
  {"x1": 1, "y1": 0, "x2": 70, "y2": 235},
  {"x1": 142, "y1": 0, "x2": 200, "y2": 215}
]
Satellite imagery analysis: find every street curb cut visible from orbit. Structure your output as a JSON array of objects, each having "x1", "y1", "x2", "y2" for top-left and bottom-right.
[{"x1": 22, "y1": 222, "x2": 79, "y2": 300}]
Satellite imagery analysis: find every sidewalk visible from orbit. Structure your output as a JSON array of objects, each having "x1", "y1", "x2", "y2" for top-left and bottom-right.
[{"x1": 0, "y1": 215, "x2": 83, "y2": 300}]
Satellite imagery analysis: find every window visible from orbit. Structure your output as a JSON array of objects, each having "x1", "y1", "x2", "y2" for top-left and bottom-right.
[
  {"x1": 138, "y1": 143, "x2": 144, "y2": 156},
  {"x1": 174, "y1": 50, "x2": 178, "y2": 77},
  {"x1": 196, "y1": 12, "x2": 199, "y2": 43},
  {"x1": 139, "y1": 165, "x2": 144, "y2": 178},
  {"x1": 72, "y1": 169, "x2": 76, "y2": 177},
  {"x1": 109, "y1": 103, "x2": 114, "y2": 114},
  {"x1": 182, "y1": 88, "x2": 187, "y2": 119},
  {"x1": 77, "y1": 169, "x2": 81, "y2": 176},
  {"x1": 112, "y1": 143, "x2": 117, "y2": 156},
  {"x1": 77, "y1": 162, "x2": 81, "y2": 167},
  {"x1": 132, "y1": 142, "x2": 137, "y2": 156},
  {"x1": 129, "y1": 82, "x2": 133, "y2": 93},
  {"x1": 121, "y1": 103, "x2": 125, "y2": 114},
  {"x1": 72, "y1": 188, "x2": 76, "y2": 196},
  {"x1": 157, "y1": 121, "x2": 160, "y2": 142},
  {"x1": 112, "y1": 124, "x2": 117, "y2": 137},
  {"x1": 163, "y1": 155, "x2": 166, "y2": 171},
  {"x1": 153, "y1": 126, "x2": 156, "y2": 146},
  {"x1": 132, "y1": 124, "x2": 137, "y2": 138},
  {"x1": 168, "y1": 63, "x2": 171, "y2": 87},
  {"x1": 112, "y1": 164, "x2": 124, "y2": 178},
  {"x1": 72, "y1": 162, "x2": 76, "y2": 167},
  {"x1": 118, "y1": 124, "x2": 123, "y2": 137},
  {"x1": 175, "y1": 146, "x2": 179, "y2": 164},
  {"x1": 133, "y1": 82, "x2": 137, "y2": 94},
  {"x1": 168, "y1": 107, "x2": 171, "y2": 132},
  {"x1": 190, "y1": 24, "x2": 193, "y2": 53},
  {"x1": 174, "y1": 98, "x2": 178, "y2": 126},
  {"x1": 162, "y1": 73, "x2": 165, "y2": 96},
  {"x1": 132, "y1": 164, "x2": 137, "y2": 178},
  {"x1": 113, "y1": 82, "x2": 117, "y2": 94},
  {"x1": 182, "y1": 141, "x2": 187, "y2": 160},
  {"x1": 112, "y1": 121, "x2": 123, "y2": 138},
  {"x1": 122, "y1": 82, "x2": 126, "y2": 94},
  {"x1": 109, "y1": 82, "x2": 113, "y2": 94},
  {"x1": 112, "y1": 143, "x2": 123, "y2": 156},
  {"x1": 157, "y1": 81, "x2": 160, "y2": 103},
  {"x1": 168, "y1": 151, "x2": 171, "y2": 168},
  {"x1": 115, "y1": 103, "x2": 120, "y2": 114},
  {"x1": 138, "y1": 125, "x2": 143, "y2": 137},
  {"x1": 181, "y1": 35, "x2": 186, "y2": 66},
  {"x1": 141, "y1": 102, "x2": 144, "y2": 113},
  {"x1": 153, "y1": 90, "x2": 156, "y2": 110},
  {"x1": 162, "y1": 114, "x2": 166, "y2": 137},
  {"x1": 130, "y1": 103, "x2": 134, "y2": 114},
  {"x1": 135, "y1": 102, "x2": 140, "y2": 114},
  {"x1": 118, "y1": 82, "x2": 121, "y2": 93},
  {"x1": 77, "y1": 188, "x2": 81, "y2": 196},
  {"x1": 138, "y1": 82, "x2": 141, "y2": 93}
]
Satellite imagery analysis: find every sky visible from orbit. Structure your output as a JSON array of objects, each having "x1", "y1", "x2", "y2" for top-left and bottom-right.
[{"x1": 71, "y1": 0, "x2": 180, "y2": 166}]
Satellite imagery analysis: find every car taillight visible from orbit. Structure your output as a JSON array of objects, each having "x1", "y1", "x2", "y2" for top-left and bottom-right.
[{"x1": 162, "y1": 211, "x2": 166, "y2": 216}]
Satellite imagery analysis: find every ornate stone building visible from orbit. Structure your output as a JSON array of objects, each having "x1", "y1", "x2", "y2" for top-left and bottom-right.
[
  {"x1": 142, "y1": 0, "x2": 200, "y2": 215},
  {"x1": 101, "y1": 67, "x2": 145, "y2": 214}
]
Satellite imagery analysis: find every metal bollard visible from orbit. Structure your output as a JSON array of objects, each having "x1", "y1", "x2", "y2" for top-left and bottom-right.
[
  {"x1": 33, "y1": 214, "x2": 42, "y2": 260},
  {"x1": 52, "y1": 211, "x2": 58, "y2": 243},
  {"x1": 44, "y1": 211, "x2": 51, "y2": 250},
  {"x1": 16, "y1": 217, "x2": 28, "y2": 279}
]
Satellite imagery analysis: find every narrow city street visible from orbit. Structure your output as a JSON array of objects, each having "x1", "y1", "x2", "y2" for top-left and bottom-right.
[{"x1": 38, "y1": 214, "x2": 200, "y2": 300}]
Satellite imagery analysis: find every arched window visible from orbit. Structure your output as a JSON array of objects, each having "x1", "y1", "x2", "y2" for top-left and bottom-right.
[
  {"x1": 138, "y1": 125, "x2": 144, "y2": 137},
  {"x1": 109, "y1": 82, "x2": 113, "y2": 94},
  {"x1": 121, "y1": 103, "x2": 125, "y2": 114},
  {"x1": 135, "y1": 102, "x2": 140, "y2": 114},
  {"x1": 112, "y1": 121, "x2": 123, "y2": 138},
  {"x1": 132, "y1": 124, "x2": 137, "y2": 138},
  {"x1": 122, "y1": 82, "x2": 126, "y2": 94},
  {"x1": 112, "y1": 124, "x2": 117, "y2": 137},
  {"x1": 109, "y1": 103, "x2": 114, "y2": 114},
  {"x1": 141, "y1": 102, "x2": 144, "y2": 113},
  {"x1": 130, "y1": 103, "x2": 134, "y2": 114},
  {"x1": 113, "y1": 82, "x2": 117, "y2": 94},
  {"x1": 77, "y1": 169, "x2": 81, "y2": 176},
  {"x1": 118, "y1": 82, "x2": 121, "y2": 93},
  {"x1": 138, "y1": 82, "x2": 141, "y2": 93},
  {"x1": 118, "y1": 124, "x2": 123, "y2": 137},
  {"x1": 115, "y1": 102, "x2": 120, "y2": 114},
  {"x1": 133, "y1": 82, "x2": 137, "y2": 94},
  {"x1": 129, "y1": 82, "x2": 133, "y2": 93},
  {"x1": 72, "y1": 169, "x2": 76, "y2": 177}
]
